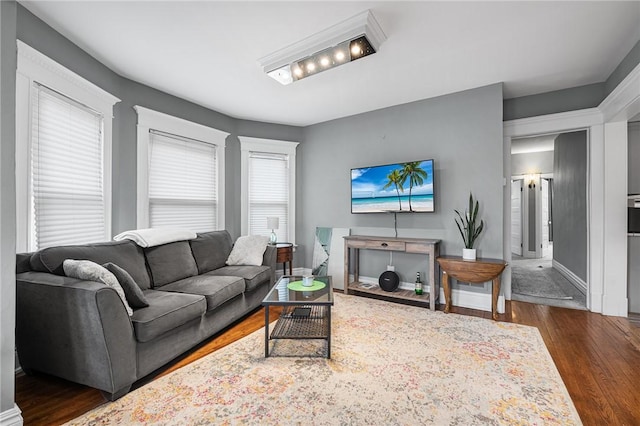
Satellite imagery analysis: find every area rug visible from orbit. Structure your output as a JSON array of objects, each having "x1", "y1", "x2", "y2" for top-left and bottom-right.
[{"x1": 66, "y1": 294, "x2": 581, "y2": 425}]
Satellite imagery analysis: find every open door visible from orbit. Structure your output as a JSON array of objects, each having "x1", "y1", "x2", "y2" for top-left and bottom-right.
[
  {"x1": 511, "y1": 179, "x2": 523, "y2": 256},
  {"x1": 541, "y1": 178, "x2": 551, "y2": 257}
]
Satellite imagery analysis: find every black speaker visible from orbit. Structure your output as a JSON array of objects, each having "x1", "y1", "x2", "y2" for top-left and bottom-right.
[{"x1": 379, "y1": 271, "x2": 399, "y2": 292}]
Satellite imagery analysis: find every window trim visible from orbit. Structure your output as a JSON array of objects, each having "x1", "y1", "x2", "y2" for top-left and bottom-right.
[
  {"x1": 239, "y1": 136, "x2": 298, "y2": 243},
  {"x1": 135, "y1": 106, "x2": 228, "y2": 231},
  {"x1": 15, "y1": 40, "x2": 120, "y2": 252}
]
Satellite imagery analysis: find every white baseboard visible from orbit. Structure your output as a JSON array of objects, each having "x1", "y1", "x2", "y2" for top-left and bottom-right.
[
  {"x1": 0, "y1": 405, "x2": 23, "y2": 426},
  {"x1": 553, "y1": 260, "x2": 587, "y2": 294}
]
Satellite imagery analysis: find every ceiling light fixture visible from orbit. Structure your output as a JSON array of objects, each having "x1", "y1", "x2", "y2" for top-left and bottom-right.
[{"x1": 258, "y1": 10, "x2": 386, "y2": 85}]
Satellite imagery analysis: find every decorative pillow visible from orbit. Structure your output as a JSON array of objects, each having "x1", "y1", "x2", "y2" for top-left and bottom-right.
[
  {"x1": 103, "y1": 262, "x2": 149, "y2": 309},
  {"x1": 226, "y1": 235, "x2": 270, "y2": 266},
  {"x1": 63, "y1": 259, "x2": 133, "y2": 316}
]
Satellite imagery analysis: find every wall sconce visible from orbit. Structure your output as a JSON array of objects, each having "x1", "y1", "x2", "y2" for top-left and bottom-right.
[{"x1": 528, "y1": 174, "x2": 538, "y2": 189}]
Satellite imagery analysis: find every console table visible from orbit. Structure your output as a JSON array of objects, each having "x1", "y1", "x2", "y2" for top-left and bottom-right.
[
  {"x1": 343, "y1": 236, "x2": 441, "y2": 310},
  {"x1": 436, "y1": 256, "x2": 507, "y2": 320}
]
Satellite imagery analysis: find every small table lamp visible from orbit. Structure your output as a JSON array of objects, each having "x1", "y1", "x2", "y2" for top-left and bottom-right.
[{"x1": 267, "y1": 217, "x2": 279, "y2": 245}]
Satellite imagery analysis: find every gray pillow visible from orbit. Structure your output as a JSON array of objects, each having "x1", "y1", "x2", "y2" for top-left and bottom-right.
[
  {"x1": 63, "y1": 259, "x2": 133, "y2": 316},
  {"x1": 103, "y1": 262, "x2": 149, "y2": 309}
]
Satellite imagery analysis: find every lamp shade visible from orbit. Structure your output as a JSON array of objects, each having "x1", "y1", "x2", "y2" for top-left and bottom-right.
[{"x1": 267, "y1": 217, "x2": 279, "y2": 230}]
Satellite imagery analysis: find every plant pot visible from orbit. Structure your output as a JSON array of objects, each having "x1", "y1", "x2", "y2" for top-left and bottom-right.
[{"x1": 462, "y1": 248, "x2": 476, "y2": 260}]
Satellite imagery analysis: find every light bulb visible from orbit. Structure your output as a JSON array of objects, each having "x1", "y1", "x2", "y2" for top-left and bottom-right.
[
  {"x1": 335, "y1": 51, "x2": 345, "y2": 61},
  {"x1": 293, "y1": 67, "x2": 303, "y2": 77},
  {"x1": 320, "y1": 57, "x2": 330, "y2": 67},
  {"x1": 306, "y1": 62, "x2": 316, "y2": 72},
  {"x1": 351, "y1": 44, "x2": 362, "y2": 55}
]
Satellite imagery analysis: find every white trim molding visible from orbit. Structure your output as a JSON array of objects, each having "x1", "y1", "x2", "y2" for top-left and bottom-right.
[
  {"x1": 503, "y1": 108, "x2": 602, "y2": 138},
  {"x1": 239, "y1": 136, "x2": 299, "y2": 243},
  {"x1": 599, "y1": 62, "x2": 640, "y2": 122},
  {"x1": 134, "y1": 106, "x2": 229, "y2": 231},
  {"x1": 0, "y1": 405, "x2": 23, "y2": 426},
  {"x1": 553, "y1": 259, "x2": 587, "y2": 294},
  {"x1": 15, "y1": 40, "x2": 119, "y2": 252}
]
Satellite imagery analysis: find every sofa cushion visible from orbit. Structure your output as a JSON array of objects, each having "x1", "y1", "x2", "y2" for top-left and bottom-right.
[
  {"x1": 144, "y1": 241, "x2": 198, "y2": 287},
  {"x1": 103, "y1": 262, "x2": 149, "y2": 309},
  {"x1": 206, "y1": 265, "x2": 272, "y2": 292},
  {"x1": 189, "y1": 230, "x2": 234, "y2": 274},
  {"x1": 30, "y1": 240, "x2": 151, "y2": 289},
  {"x1": 226, "y1": 235, "x2": 269, "y2": 266},
  {"x1": 131, "y1": 290, "x2": 206, "y2": 343},
  {"x1": 160, "y1": 275, "x2": 245, "y2": 311}
]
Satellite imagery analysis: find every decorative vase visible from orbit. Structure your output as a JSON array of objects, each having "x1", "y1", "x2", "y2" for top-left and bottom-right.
[{"x1": 462, "y1": 248, "x2": 476, "y2": 260}]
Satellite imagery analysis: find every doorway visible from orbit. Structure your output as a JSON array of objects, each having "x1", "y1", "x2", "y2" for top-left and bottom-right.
[{"x1": 509, "y1": 132, "x2": 587, "y2": 310}]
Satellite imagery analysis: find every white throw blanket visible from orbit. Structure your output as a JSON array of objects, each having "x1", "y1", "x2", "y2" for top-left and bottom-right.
[{"x1": 113, "y1": 228, "x2": 197, "y2": 248}]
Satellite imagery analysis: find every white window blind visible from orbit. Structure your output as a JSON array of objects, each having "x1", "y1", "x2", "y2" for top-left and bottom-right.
[
  {"x1": 248, "y1": 152, "x2": 289, "y2": 241},
  {"x1": 31, "y1": 84, "x2": 106, "y2": 249},
  {"x1": 148, "y1": 131, "x2": 217, "y2": 232}
]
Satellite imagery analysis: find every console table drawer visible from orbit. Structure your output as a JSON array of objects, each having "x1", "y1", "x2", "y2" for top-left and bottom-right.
[
  {"x1": 348, "y1": 239, "x2": 405, "y2": 251},
  {"x1": 406, "y1": 242, "x2": 431, "y2": 254}
]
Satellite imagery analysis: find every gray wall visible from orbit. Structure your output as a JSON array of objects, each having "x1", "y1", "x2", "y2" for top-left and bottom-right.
[
  {"x1": 511, "y1": 151, "x2": 553, "y2": 175},
  {"x1": 503, "y1": 83, "x2": 604, "y2": 121},
  {"x1": 553, "y1": 131, "x2": 588, "y2": 281},
  {"x1": 16, "y1": 4, "x2": 303, "y2": 238},
  {"x1": 0, "y1": 0, "x2": 17, "y2": 416},
  {"x1": 300, "y1": 84, "x2": 504, "y2": 288},
  {"x1": 504, "y1": 39, "x2": 640, "y2": 121},
  {"x1": 629, "y1": 121, "x2": 640, "y2": 314},
  {"x1": 606, "y1": 39, "x2": 640, "y2": 98}
]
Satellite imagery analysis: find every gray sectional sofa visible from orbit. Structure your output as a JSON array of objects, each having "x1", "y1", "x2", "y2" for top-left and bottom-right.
[{"x1": 15, "y1": 230, "x2": 276, "y2": 400}]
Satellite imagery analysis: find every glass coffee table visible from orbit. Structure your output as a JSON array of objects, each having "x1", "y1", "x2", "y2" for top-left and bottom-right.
[{"x1": 263, "y1": 275, "x2": 333, "y2": 358}]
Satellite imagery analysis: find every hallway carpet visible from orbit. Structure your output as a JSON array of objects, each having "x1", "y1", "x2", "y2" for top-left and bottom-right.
[{"x1": 511, "y1": 257, "x2": 586, "y2": 310}]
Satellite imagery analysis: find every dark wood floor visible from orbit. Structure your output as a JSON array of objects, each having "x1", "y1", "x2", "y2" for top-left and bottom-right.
[{"x1": 15, "y1": 299, "x2": 640, "y2": 425}]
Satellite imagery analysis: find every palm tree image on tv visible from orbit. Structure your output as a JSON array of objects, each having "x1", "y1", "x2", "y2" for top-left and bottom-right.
[
  {"x1": 351, "y1": 159, "x2": 434, "y2": 213},
  {"x1": 401, "y1": 161, "x2": 428, "y2": 212},
  {"x1": 382, "y1": 169, "x2": 405, "y2": 211}
]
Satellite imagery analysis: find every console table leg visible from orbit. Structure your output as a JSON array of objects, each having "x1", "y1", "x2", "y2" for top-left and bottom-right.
[
  {"x1": 492, "y1": 276, "x2": 501, "y2": 321},
  {"x1": 264, "y1": 307, "x2": 270, "y2": 357},
  {"x1": 443, "y1": 271, "x2": 451, "y2": 313}
]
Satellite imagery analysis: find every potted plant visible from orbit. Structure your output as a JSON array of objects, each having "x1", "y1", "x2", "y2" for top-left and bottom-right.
[{"x1": 454, "y1": 193, "x2": 484, "y2": 260}]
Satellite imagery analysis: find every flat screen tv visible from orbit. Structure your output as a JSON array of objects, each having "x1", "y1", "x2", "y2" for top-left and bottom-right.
[{"x1": 351, "y1": 159, "x2": 434, "y2": 213}]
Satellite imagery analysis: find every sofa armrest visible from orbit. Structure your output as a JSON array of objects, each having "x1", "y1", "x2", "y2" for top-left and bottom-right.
[
  {"x1": 16, "y1": 272, "x2": 137, "y2": 396},
  {"x1": 263, "y1": 245, "x2": 277, "y2": 284}
]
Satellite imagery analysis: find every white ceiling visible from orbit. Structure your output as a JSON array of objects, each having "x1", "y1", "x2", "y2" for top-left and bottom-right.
[
  {"x1": 511, "y1": 135, "x2": 557, "y2": 154},
  {"x1": 20, "y1": 1, "x2": 640, "y2": 127}
]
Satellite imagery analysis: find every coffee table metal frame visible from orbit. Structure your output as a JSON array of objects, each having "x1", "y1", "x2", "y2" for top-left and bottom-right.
[{"x1": 263, "y1": 275, "x2": 333, "y2": 358}]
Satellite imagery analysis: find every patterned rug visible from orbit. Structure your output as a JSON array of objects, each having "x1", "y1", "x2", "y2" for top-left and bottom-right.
[{"x1": 66, "y1": 294, "x2": 581, "y2": 425}]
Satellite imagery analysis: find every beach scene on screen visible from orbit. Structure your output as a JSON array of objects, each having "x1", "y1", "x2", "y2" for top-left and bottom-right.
[{"x1": 351, "y1": 160, "x2": 434, "y2": 213}]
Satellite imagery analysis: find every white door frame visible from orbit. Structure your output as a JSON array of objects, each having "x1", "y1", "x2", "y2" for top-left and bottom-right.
[{"x1": 503, "y1": 62, "x2": 640, "y2": 316}]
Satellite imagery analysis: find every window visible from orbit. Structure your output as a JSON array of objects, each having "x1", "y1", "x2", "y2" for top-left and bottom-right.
[
  {"x1": 16, "y1": 41, "x2": 119, "y2": 252},
  {"x1": 239, "y1": 137, "x2": 298, "y2": 243},
  {"x1": 148, "y1": 131, "x2": 218, "y2": 231},
  {"x1": 135, "y1": 106, "x2": 228, "y2": 232}
]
